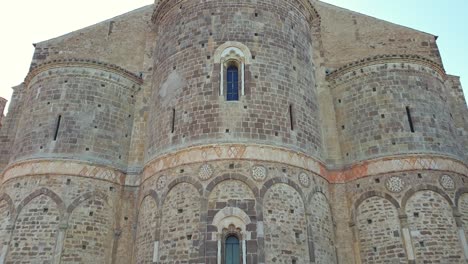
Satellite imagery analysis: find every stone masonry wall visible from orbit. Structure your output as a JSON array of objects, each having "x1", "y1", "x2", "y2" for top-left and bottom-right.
[
  {"x1": 356, "y1": 196, "x2": 406, "y2": 263},
  {"x1": 0, "y1": 199, "x2": 10, "y2": 261},
  {"x1": 134, "y1": 196, "x2": 158, "y2": 264},
  {"x1": 147, "y1": 0, "x2": 322, "y2": 161},
  {"x1": 314, "y1": 1, "x2": 442, "y2": 69},
  {"x1": 6, "y1": 194, "x2": 60, "y2": 263},
  {"x1": 158, "y1": 183, "x2": 201, "y2": 263},
  {"x1": 309, "y1": 192, "x2": 337, "y2": 264},
  {"x1": 0, "y1": 97, "x2": 6, "y2": 128},
  {"x1": 331, "y1": 62, "x2": 461, "y2": 164},
  {"x1": 61, "y1": 197, "x2": 114, "y2": 264},
  {"x1": 0, "y1": 174, "x2": 124, "y2": 264},
  {"x1": 31, "y1": 6, "x2": 153, "y2": 74},
  {"x1": 11, "y1": 65, "x2": 140, "y2": 170},
  {"x1": 0, "y1": 85, "x2": 26, "y2": 172},
  {"x1": 405, "y1": 190, "x2": 464, "y2": 263},
  {"x1": 264, "y1": 183, "x2": 309, "y2": 263},
  {"x1": 459, "y1": 193, "x2": 468, "y2": 244}
]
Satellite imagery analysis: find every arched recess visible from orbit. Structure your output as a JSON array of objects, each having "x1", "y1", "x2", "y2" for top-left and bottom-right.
[
  {"x1": 6, "y1": 188, "x2": 64, "y2": 263},
  {"x1": 61, "y1": 191, "x2": 114, "y2": 264},
  {"x1": 158, "y1": 182, "x2": 201, "y2": 263},
  {"x1": 404, "y1": 188, "x2": 464, "y2": 262},
  {"x1": 263, "y1": 183, "x2": 309, "y2": 263},
  {"x1": 308, "y1": 191, "x2": 337, "y2": 264},
  {"x1": 206, "y1": 177, "x2": 257, "y2": 264},
  {"x1": 214, "y1": 42, "x2": 252, "y2": 98},
  {"x1": 134, "y1": 193, "x2": 159, "y2": 264},
  {"x1": 0, "y1": 194, "x2": 14, "y2": 262},
  {"x1": 355, "y1": 195, "x2": 406, "y2": 263},
  {"x1": 455, "y1": 188, "x2": 468, "y2": 254}
]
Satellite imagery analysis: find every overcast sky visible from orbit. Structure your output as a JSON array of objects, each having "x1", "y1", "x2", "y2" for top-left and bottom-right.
[{"x1": 1, "y1": 0, "x2": 467, "y2": 113}]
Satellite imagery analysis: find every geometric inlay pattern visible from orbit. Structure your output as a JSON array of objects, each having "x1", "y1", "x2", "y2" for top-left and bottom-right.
[
  {"x1": 198, "y1": 164, "x2": 214, "y2": 181},
  {"x1": 440, "y1": 174, "x2": 455, "y2": 190},
  {"x1": 251, "y1": 165, "x2": 267, "y2": 182},
  {"x1": 298, "y1": 172, "x2": 310, "y2": 187},
  {"x1": 385, "y1": 176, "x2": 404, "y2": 193}
]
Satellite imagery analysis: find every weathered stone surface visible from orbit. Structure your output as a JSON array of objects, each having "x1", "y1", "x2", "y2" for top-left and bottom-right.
[{"x1": 0, "y1": 0, "x2": 466, "y2": 263}]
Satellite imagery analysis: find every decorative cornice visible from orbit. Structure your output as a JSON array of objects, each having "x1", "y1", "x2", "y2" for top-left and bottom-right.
[
  {"x1": 151, "y1": 0, "x2": 320, "y2": 27},
  {"x1": 326, "y1": 54, "x2": 446, "y2": 82},
  {"x1": 2, "y1": 146, "x2": 466, "y2": 186},
  {"x1": 1, "y1": 159, "x2": 126, "y2": 185},
  {"x1": 24, "y1": 58, "x2": 143, "y2": 88},
  {"x1": 142, "y1": 143, "x2": 468, "y2": 184}
]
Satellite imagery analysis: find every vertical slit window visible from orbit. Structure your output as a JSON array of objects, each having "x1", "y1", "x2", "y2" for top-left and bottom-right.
[
  {"x1": 171, "y1": 109, "x2": 175, "y2": 133},
  {"x1": 406, "y1": 106, "x2": 415, "y2": 133},
  {"x1": 54, "y1": 115, "x2": 62, "y2": 141},
  {"x1": 227, "y1": 65, "x2": 239, "y2": 101},
  {"x1": 289, "y1": 104, "x2": 294, "y2": 131}
]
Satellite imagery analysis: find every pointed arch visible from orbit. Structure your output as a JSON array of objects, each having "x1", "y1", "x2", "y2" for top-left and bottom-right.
[
  {"x1": 16, "y1": 187, "x2": 65, "y2": 220},
  {"x1": 67, "y1": 190, "x2": 110, "y2": 214},
  {"x1": 0, "y1": 193, "x2": 15, "y2": 217}
]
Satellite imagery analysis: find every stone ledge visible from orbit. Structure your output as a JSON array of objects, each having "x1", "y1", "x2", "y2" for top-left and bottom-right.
[
  {"x1": 24, "y1": 58, "x2": 144, "y2": 87},
  {"x1": 142, "y1": 143, "x2": 468, "y2": 184}
]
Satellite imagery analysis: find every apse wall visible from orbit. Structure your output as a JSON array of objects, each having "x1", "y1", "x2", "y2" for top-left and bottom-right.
[
  {"x1": 146, "y1": 0, "x2": 322, "y2": 161},
  {"x1": 328, "y1": 56, "x2": 462, "y2": 164},
  {"x1": 10, "y1": 60, "x2": 142, "y2": 169}
]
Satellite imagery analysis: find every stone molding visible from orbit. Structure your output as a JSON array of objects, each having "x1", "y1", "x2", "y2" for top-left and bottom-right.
[
  {"x1": 142, "y1": 144, "x2": 468, "y2": 184},
  {"x1": 24, "y1": 58, "x2": 143, "y2": 88},
  {"x1": 326, "y1": 54, "x2": 446, "y2": 84},
  {"x1": 152, "y1": 0, "x2": 320, "y2": 26},
  {"x1": 1, "y1": 159, "x2": 125, "y2": 185},
  {"x1": 1, "y1": 145, "x2": 466, "y2": 185}
]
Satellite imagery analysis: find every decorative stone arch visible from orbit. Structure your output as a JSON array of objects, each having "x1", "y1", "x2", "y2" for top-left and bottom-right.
[
  {"x1": 205, "y1": 173, "x2": 259, "y2": 199},
  {"x1": 138, "y1": 189, "x2": 160, "y2": 211},
  {"x1": 66, "y1": 190, "x2": 111, "y2": 215},
  {"x1": 0, "y1": 193, "x2": 16, "y2": 218},
  {"x1": 212, "y1": 207, "x2": 251, "y2": 264},
  {"x1": 161, "y1": 176, "x2": 203, "y2": 204},
  {"x1": 15, "y1": 187, "x2": 66, "y2": 221},
  {"x1": 455, "y1": 187, "x2": 468, "y2": 208},
  {"x1": 307, "y1": 190, "x2": 333, "y2": 214},
  {"x1": 260, "y1": 177, "x2": 306, "y2": 203},
  {"x1": 401, "y1": 184, "x2": 454, "y2": 211},
  {"x1": 214, "y1": 42, "x2": 252, "y2": 98},
  {"x1": 351, "y1": 190, "x2": 400, "y2": 222}
]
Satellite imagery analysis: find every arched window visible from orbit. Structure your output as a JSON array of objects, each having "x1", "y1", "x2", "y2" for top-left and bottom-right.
[
  {"x1": 225, "y1": 236, "x2": 240, "y2": 264},
  {"x1": 226, "y1": 65, "x2": 239, "y2": 101}
]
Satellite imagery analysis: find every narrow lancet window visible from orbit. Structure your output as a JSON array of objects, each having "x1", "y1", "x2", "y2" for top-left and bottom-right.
[
  {"x1": 406, "y1": 106, "x2": 415, "y2": 133},
  {"x1": 227, "y1": 65, "x2": 239, "y2": 101},
  {"x1": 54, "y1": 115, "x2": 62, "y2": 141}
]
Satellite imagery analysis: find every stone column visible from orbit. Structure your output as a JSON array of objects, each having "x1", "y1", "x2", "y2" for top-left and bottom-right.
[
  {"x1": 306, "y1": 212, "x2": 316, "y2": 263},
  {"x1": 217, "y1": 233, "x2": 222, "y2": 264},
  {"x1": 52, "y1": 222, "x2": 68, "y2": 264},
  {"x1": 399, "y1": 213, "x2": 415, "y2": 264},
  {"x1": 453, "y1": 208, "x2": 468, "y2": 260},
  {"x1": 0, "y1": 225, "x2": 13, "y2": 264},
  {"x1": 349, "y1": 222, "x2": 361, "y2": 264}
]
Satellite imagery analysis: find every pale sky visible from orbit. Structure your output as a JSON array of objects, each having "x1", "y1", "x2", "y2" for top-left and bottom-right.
[{"x1": 1, "y1": 0, "x2": 467, "y2": 113}]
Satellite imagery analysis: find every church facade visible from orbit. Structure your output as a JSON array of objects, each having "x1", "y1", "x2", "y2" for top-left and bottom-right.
[{"x1": 0, "y1": 0, "x2": 467, "y2": 263}]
